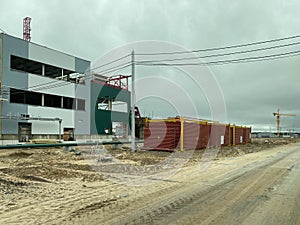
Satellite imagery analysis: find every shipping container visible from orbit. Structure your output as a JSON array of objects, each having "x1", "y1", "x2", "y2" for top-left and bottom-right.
[{"x1": 143, "y1": 117, "x2": 251, "y2": 151}]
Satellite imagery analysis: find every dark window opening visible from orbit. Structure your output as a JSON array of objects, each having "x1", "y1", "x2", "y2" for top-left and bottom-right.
[
  {"x1": 10, "y1": 88, "x2": 83, "y2": 111},
  {"x1": 10, "y1": 88, "x2": 26, "y2": 104},
  {"x1": 44, "y1": 94, "x2": 61, "y2": 108},
  {"x1": 63, "y1": 97, "x2": 75, "y2": 109},
  {"x1": 11, "y1": 55, "x2": 42, "y2": 75},
  {"x1": 10, "y1": 55, "x2": 80, "y2": 83},
  {"x1": 77, "y1": 98, "x2": 85, "y2": 111},
  {"x1": 26, "y1": 91, "x2": 42, "y2": 106},
  {"x1": 10, "y1": 88, "x2": 42, "y2": 106},
  {"x1": 45, "y1": 64, "x2": 62, "y2": 78}
]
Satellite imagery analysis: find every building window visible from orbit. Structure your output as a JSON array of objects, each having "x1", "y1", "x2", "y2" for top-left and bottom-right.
[
  {"x1": 63, "y1": 97, "x2": 75, "y2": 109},
  {"x1": 11, "y1": 55, "x2": 43, "y2": 75},
  {"x1": 77, "y1": 98, "x2": 85, "y2": 111},
  {"x1": 10, "y1": 88, "x2": 42, "y2": 106},
  {"x1": 10, "y1": 55, "x2": 83, "y2": 84},
  {"x1": 45, "y1": 64, "x2": 62, "y2": 78},
  {"x1": 44, "y1": 94, "x2": 61, "y2": 108},
  {"x1": 10, "y1": 88, "x2": 83, "y2": 111},
  {"x1": 26, "y1": 91, "x2": 42, "y2": 106},
  {"x1": 10, "y1": 88, "x2": 26, "y2": 104}
]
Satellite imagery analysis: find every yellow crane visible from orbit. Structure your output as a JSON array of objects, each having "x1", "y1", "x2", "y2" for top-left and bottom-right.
[{"x1": 273, "y1": 109, "x2": 296, "y2": 137}]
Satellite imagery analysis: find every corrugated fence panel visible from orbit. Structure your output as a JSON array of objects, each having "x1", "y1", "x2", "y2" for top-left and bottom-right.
[
  {"x1": 144, "y1": 118, "x2": 251, "y2": 151},
  {"x1": 208, "y1": 124, "x2": 230, "y2": 147},
  {"x1": 223, "y1": 125, "x2": 230, "y2": 146},
  {"x1": 197, "y1": 124, "x2": 211, "y2": 149},
  {"x1": 144, "y1": 121, "x2": 180, "y2": 151},
  {"x1": 235, "y1": 127, "x2": 244, "y2": 144},
  {"x1": 243, "y1": 127, "x2": 252, "y2": 143},
  {"x1": 183, "y1": 122, "x2": 200, "y2": 150}
]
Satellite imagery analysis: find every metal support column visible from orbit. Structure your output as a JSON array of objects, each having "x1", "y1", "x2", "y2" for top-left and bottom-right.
[
  {"x1": 131, "y1": 50, "x2": 136, "y2": 152},
  {"x1": 180, "y1": 117, "x2": 184, "y2": 151}
]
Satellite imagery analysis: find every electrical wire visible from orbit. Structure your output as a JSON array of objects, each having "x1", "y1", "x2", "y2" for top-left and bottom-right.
[
  {"x1": 30, "y1": 63, "x2": 132, "y2": 92},
  {"x1": 135, "y1": 35, "x2": 300, "y2": 55},
  {"x1": 136, "y1": 49, "x2": 300, "y2": 66},
  {"x1": 26, "y1": 62, "x2": 131, "y2": 92},
  {"x1": 6, "y1": 34, "x2": 300, "y2": 95},
  {"x1": 136, "y1": 41, "x2": 300, "y2": 64},
  {"x1": 26, "y1": 54, "x2": 131, "y2": 90},
  {"x1": 87, "y1": 53, "x2": 130, "y2": 71}
]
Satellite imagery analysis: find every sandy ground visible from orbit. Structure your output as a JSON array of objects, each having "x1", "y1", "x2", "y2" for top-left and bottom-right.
[{"x1": 0, "y1": 138, "x2": 299, "y2": 224}]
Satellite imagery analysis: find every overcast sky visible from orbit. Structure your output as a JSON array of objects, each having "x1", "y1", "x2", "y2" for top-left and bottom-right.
[{"x1": 1, "y1": 0, "x2": 300, "y2": 132}]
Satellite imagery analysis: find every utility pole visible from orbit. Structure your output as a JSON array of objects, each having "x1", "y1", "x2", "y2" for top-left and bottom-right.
[{"x1": 131, "y1": 50, "x2": 136, "y2": 152}]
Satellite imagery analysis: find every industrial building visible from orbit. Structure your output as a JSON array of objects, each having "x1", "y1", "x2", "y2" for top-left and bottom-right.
[
  {"x1": 0, "y1": 33, "x2": 131, "y2": 144},
  {"x1": 0, "y1": 30, "x2": 252, "y2": 149}
]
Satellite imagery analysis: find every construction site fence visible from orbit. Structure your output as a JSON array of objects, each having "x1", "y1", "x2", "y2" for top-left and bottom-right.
[{"x1": 143, "y1": 118, "x2": 251, "y2": 151}]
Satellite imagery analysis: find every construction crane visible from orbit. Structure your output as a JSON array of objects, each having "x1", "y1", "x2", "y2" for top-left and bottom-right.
[{"x1": 273, "y1": 109, "x2": 296, "y2": 137}]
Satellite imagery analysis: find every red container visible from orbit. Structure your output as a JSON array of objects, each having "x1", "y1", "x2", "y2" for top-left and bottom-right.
[
  {"x1": 234, "y1": 126, "x2": 244, "y2": 145},
  {"x1": 143, "y1": 118, "x2": 251, "y2": 151},
  {"x1": 208, "y1": 124, "x2": 230, "y2": 147},
  {"x1": 144, "y1": 120, "x2": 180, "y2": 151},
  {"x1": 243, "y1": 127, "x2": 252, "y2": 143},
  {"x1": 183, "y1": 122, "x2": 211, "y2": 150}
]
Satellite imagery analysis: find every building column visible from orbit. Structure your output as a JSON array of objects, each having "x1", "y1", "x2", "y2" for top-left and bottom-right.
[
  {"x1": 108, "y1": 100, "x2": 112, "y2": 110},
  {"x1": 42, "y1": 64, "x2": 45, "y2": 76},
  {"x1": 41, "y1": 94, "x2": 44, "y2": 106}
]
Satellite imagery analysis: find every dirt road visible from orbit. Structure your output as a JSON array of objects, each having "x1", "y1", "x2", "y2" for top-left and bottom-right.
[{"x1": 0, "y1": 140, "x2": 300, "y2": 224}]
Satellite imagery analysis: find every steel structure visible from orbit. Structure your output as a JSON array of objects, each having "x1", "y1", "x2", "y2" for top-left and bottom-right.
[
  {"x1": 23, "y1": 17, "x2": 32, "y2": 41},
  {"x1": 105, "y1": 75, "x2": 131, "y2": 90},
  {"x1": 273, "y1": 109, "x2": 296, "y2": 137}
]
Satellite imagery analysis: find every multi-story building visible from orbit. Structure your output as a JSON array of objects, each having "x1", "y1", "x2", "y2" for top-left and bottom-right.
[{"x1": 0, "y1": 33, "x2": 130, "y2": 144}]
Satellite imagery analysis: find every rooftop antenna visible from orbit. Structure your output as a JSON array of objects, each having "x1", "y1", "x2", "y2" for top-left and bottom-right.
[{"x1": 23, "y1": 17, "x2": 31, "y2": 41}]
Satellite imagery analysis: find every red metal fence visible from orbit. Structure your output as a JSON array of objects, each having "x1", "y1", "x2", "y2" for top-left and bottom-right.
[{"x1": 144, "y1": 117, "x2": 251, "y2": 151}]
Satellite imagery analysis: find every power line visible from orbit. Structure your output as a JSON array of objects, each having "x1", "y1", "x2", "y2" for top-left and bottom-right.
[
  {"x1": 135, "y1": 35, "x2": 300, "y2": 55},
  {"x1": 27, "y1": 54, "x2": 131, "y2": 90},
  {"x1": 136, "y1": 41, "x2": 300, "y2": 64},
  {"x1": 136, "y1": 49, "x2": 300, "y2": 66},
  {"x1": 30, "y1": 63, "x2": 132, "y2": 92},
  {"x1": 6, "y1": 34, "x2": 300, "y2": 95},
  {"x1": 27, "y1": 62, "x2": 132, "y2": 92},
  {"x1": 88, "y1": 53, "x2": 130, "y2": 71}
]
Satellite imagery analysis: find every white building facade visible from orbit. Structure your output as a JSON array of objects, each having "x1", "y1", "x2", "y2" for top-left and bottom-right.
[{"x1": 0, "y1": 34, "x2": 91, "y2": 143}]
